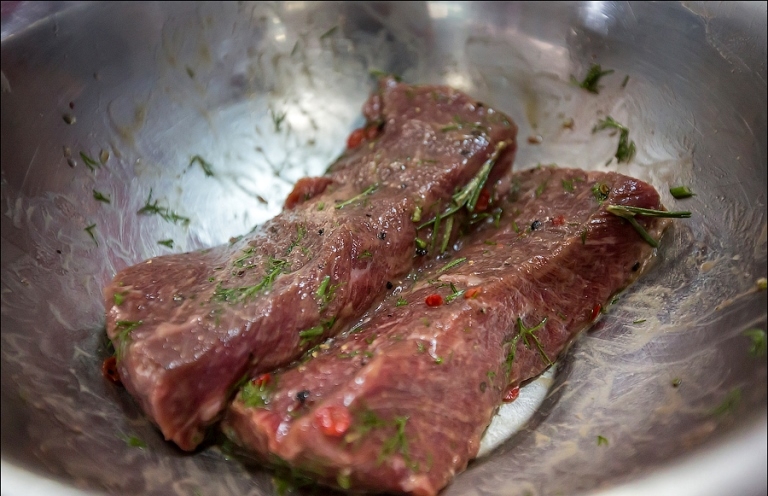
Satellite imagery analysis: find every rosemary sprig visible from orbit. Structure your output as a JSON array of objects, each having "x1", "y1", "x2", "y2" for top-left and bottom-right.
[
  {"x1": 418, "y1": 142, "x2": 508, "y2": 253},
  {"x1": 335, "y1": 183, "x2": 378, "y2": 209},
  {"x1": 606, "y1": 205, "x2": 690, "y2": 248},
  {"x1": 444, "y1": 283, "x2": 465, "y2": 303},
  {"x1": 437, "y1": 257, "x2": 467, "y2": 274}
]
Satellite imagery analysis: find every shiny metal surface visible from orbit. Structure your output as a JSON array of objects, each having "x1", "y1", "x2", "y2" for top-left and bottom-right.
[{"x1": 1, "y1": 2, "x2": 766, "y2": 495}]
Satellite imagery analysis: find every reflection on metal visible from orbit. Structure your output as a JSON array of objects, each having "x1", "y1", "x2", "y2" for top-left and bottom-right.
[{"x1": 0, "y1": 2, "x2": 765, "y2": 496}]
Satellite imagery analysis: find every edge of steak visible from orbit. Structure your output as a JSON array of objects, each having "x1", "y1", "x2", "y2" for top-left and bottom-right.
[
  {"x1": 222, "y1": 167, "x2": 668, "y2": 494},
  {"x1": 103, "y1": 79, "x2": 518, "y2": 450}
]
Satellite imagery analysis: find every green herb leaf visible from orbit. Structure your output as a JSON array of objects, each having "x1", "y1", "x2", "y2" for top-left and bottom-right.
[
  {"x1": 744, "y1": 329, "x2": 766, "y2": 357},
  {"x1": 286, "y1": 225, "x2": 307, "y2": 254},
  {"x1": 396, "y1": 296, "x2": 408, "y2": 307},
  {"x1": 417, "y1": 142, "x2": 508, "y2": 254},
  {"x1": 592, "y1": 116, "x2": 636, "y2": 163},
  {"x1": 137, "y1": 189, "x2": 191, "y2": 225},
  {"x1": 84, "y1": 223, "x2": 98, "y2": 245},
  {"x1": 337, "y1": 473, "x2": 351, "y2": 490},
  {"x1": 562, "y1": 179, "x2": 575, "y2": 193},
  {"x1": 591, "y1": 182, "x2": 610, "y2": 204},
  {"x1": 597, "y1": 435, "x2": 609, "y2": 446},
  {"x1": 411, "y1": 206, "x2": 422, "y2": 223},
  {"x1": 113, "y1": 292, "x2": 125, "y2": 306},
  {"x1": 335, "y1": 183, "x2": 378, "y2": 210},
  {"x1": 80, "y1": 152, "x2": 100, "y2": 171},
  {"x1": 213, "y1": 257, "x2": 290, "y2": 303},
  {"x1": 621, "y1": 75, "x2": 630, "y2": 88},
  {"x1": 189, "y1": 155, "x2": 214, "y2": 177},
  {"x1": 710, "y1": 388, "x2": 741, "y2": 417},
  {"x1": 241, "y1": 377, "x2": 278, "y2": 408},
  {"x1": 358, "y1": 250, "x2": 373, "y2": 259},
  {"x1": 157, "y1": 239, "x2": 174, "y2": 248},
  {"x1": 319, "y1": 26, "x2": 338, "y2": 39},
  {"x1": 669, "y1": 185, "x2": 695, "y2": 199},
  {"x1": 114, "y1": 320, "x2": 142, "y2": 359},
  {"x1": 437, "y1": 257, "x2": 467, "y2": 274},
  {"x1": 93, "y1": 189, "x2": 111, "y2": 204},
  {"x1": 606, "y1": 205, "x2": 691, "y2": 247},
  {"x1": 270, "y1": 108, "x2": 287, "y2": 133},
  {"x1": 119, "y1": 434, "x2": 147, "y2": 449},
  {"x1": 517, "y1": 317, "x2": 551, "y2": 366},
  {"x1": 572, "y1": 64, "x2": 614, "y2": 94},
  {"x1": 378, "y1": 416, "x2": 410, "y2": 465}
]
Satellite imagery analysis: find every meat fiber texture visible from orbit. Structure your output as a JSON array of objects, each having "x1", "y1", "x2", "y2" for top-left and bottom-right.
[
  {"x1": 223, "y1": 167, "x2": 668, "y2": 495},
  {"x1": 103, "y1": 78, "x2": 518, "y2": 450}
]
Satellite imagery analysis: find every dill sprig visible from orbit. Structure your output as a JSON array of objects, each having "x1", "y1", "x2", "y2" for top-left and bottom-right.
[
  {"x1": 84, "y1": 223, "x2": 98, "y2": 245},
  {"x1": 80, "y1": 152, "x2": 100, "y2": 171},
  {"x1": 189, "y1": 155, "x2": 214, "y2": 177},
  {"x1": 137, "y1": 189, "x2": 191, "y2": 225},
  {"x1": 93, "y1": 189, "x2": 111, "y2": 204},
  {"x1": 572, "y1": 64, "x2": 615, "y2": 94},
  {"x1": 213, "y1": 257, "x2": 289, "y2": 303}
]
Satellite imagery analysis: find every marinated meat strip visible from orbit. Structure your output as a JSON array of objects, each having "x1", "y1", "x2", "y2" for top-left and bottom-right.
[
  {"x1": 103, "y1": 78, "x2": 518, "y2": 451},
  {"x1": 223, "y1": 167, "x2": 668, "y2": 495}
]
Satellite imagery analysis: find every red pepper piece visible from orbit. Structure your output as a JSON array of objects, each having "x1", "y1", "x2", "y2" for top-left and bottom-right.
[
  {"x1": 314, "y1": 405, "x2": 352, "y2": 437},
  {"x1": 464, "y1": 287, "x2": 482, "y2": 299},
  {"x1": 474, "y1": 188, "x2": 490, "y2": 212},
  {"x1": 591, "y1": 303, "x2": 602, "y2": 321},
  {"x1": 425, "y1": 294, "x2": 444, "y2": 307},
  {"x1": 102, "y1": 356, "x2": 121, "y2": 385},
  {"x1": 503, "y1": 386, "x2": 520, "y2": 403},
  {"x1": 253, "y1": 373, "x2": 271, "y2": 387},
  {"x1": 284, "y1": 177, "x2": 334, "y2": 209},
  {"x1": 346, "y1": 128, "x2": 366, "y2": 149},
  {"x1": 552, "y1": 215, "x2": 565, "y2": 226}
]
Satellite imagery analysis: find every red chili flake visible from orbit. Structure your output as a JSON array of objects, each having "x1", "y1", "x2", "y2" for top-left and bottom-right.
[
  {"x1": 552, "y1": 215, "x2": 565, "y2": 226},
  {"x1": 284, "y1": 177, "x2": 333, "y2": 209},
  {"x1": 464, "y1": 287, "x2": 482, "y2": 299},
  {"x1": 503, "y1": 386, "x2": 520, "y2": 403},
  {"x1": 364, "y1": 124, "x2": 379, "y2": 140},
  {"x1": 314, "y1": 405, "x2": 352, "y2": 437},
  {"x1": 346, "y1": 128, "x2": 365, "y2": 149},
  {"x1": 253, "y1": 373, "x2": 271, "y2": 387},
  {"x1": 591, "y1": 303, "x2": 602, "y2": 321},
  {"x1": 102, "y1": 356, "x2": 121, "y2": 385},
  {"x1": 474, "y1": 188, "x2": 490, "y2": 212},
  {"x1": 425, "y1": 294, "x2": 444, "y2": 307}
]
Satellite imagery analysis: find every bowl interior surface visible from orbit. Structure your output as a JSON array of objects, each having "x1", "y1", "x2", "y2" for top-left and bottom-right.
[{"x1": 1, "y1": 2, "x2": 766, "y2": 495}]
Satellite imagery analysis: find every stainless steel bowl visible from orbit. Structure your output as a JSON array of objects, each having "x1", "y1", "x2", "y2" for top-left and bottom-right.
[{"x1": 2, "y1": 2, "x2": 766, "y2": 495}]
